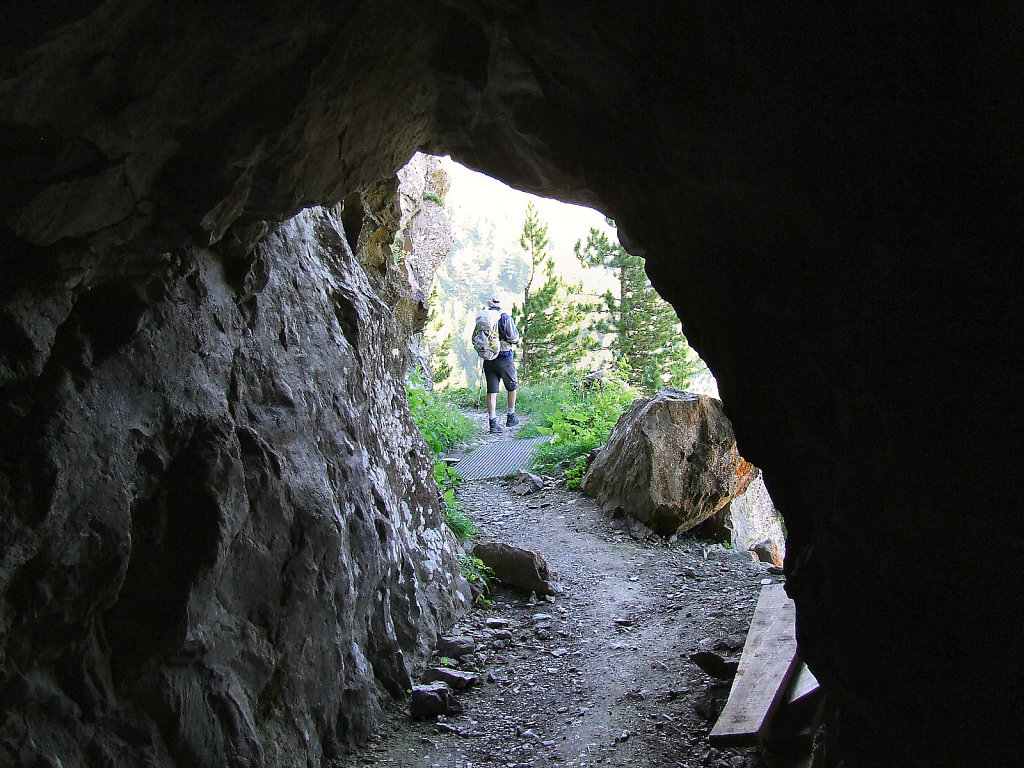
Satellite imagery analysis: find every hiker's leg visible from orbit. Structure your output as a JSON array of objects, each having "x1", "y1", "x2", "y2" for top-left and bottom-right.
[
  {"x1": 484, "y1": 362, "x2": 500, "y2": 416},
  {"x1": 499, "y1": 357, "x2": 518, "y2": 412}
]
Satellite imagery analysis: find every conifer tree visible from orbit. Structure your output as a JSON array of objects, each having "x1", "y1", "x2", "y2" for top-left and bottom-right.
[
  {"x1": 431, "y1": 331, "x2": 454, "y2": 384},
  {"x1": 576, "y1": 223, "x2": 699, "y2": 393},
  {"x1": 513, "y1": 202, "x2": 591, "y2": 382}
]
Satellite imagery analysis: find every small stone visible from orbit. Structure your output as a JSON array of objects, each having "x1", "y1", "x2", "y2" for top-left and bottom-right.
[
  {"x1": 422, "y1": 667, "x2": 479, "y2": 690},
  {"x1": 511, "y1": 471, "x2": 545, "y2": 495},
  {"x1": 436, "y1": 636, "x2": 476, "y2": 657},
  {"x1": 531, "y1": 613, "x2": 553, "y2": 623},
  {"x1": 689, "y1": 651, "x2": 740, "y2": 680},
  {"x1": 614, "y1": 618, "x2": 634, "y2": 627},
  {"x1": 411, "y1": 682, "x2": 463, "y2": 718},
  {"x1": 485, "y1": 618, "x2": 512, "y2": 629},
  {"x1": 760, "y1": 578, "x2": 774, "y2": 586},
  {"x1": 680, "y1": 567, "x2": 698, "y2": 577},
  {"x1": 550, "y1": 648, "x2": 568, "y2": 657},
  {"x1": 722, "y1": 633, "x2": 746, "y2": 651}
]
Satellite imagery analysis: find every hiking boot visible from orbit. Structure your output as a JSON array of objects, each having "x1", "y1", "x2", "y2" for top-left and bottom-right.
[
  {"x1": 488, "y1": 417, "x2": 504, "y2": 434},
  {"x1": 506, "y1": 412, "x2": 521, "y2": 427}
]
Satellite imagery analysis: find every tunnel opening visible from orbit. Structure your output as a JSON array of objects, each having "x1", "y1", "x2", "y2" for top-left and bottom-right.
[
  {"x1": 386, "y1": 152, "x2": 797, "y2": 766},
  {"x1": 0, "y1": 4, "x2": 1018, "y2": 768}
]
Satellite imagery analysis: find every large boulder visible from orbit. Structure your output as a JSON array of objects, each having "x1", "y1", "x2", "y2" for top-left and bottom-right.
[
  {"x1": 582, "y1": 389, "x2": 757, "y2": 536},
  {"x1": 698, "y1": 474, "x2": 787, "y2": 566}
]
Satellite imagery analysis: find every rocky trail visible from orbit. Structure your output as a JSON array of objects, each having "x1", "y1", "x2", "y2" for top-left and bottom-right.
[{"x1": 340, "y1": 426, "x2": 788, "y2": 768}]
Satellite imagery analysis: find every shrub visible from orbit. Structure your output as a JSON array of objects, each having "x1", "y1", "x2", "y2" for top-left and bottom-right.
[
  {"x1": 514, "y1": 379, "x2": 576, "y2": 437},
  {"x1": 458, "y1": 554, "x2": 496, "y2": 603},
  {"x1": 405, "y1": 368, "x2": 474, "y2": 454},
  {"x1": 434, "y1": 461, "x2": 475, "y2": 540},
  {"x1": 529, "y1": 377, "x2": 638, "y2": 488},
  {"x1": 442, "y1": 386, "x2": 485, "y2": 409}
]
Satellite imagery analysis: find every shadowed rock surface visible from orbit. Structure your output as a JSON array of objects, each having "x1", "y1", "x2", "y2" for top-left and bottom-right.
[
  {"x1": 583, "y1": 389, "x2": 758, "y2": 536},
  {"x1": 1, "y1": 3, "x2": 1022, "y2": 767},
  {"x1": 0, "y1": 204, "x2": 469, "y2": 766}
]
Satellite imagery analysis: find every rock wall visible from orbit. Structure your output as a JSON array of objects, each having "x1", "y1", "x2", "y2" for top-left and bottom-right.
[
  {"x1": 396, "y1": 153, "x2": 455, "y2": 385},
  {"x1": 1, "y1": 3, "x2": 1022, "y2": 767},
  {"x1": 702, "y1": 475, "x2": 787, "y2": 567},
  {"x1": 0, "y1": 207, "x2": 468, "y2": 766}
]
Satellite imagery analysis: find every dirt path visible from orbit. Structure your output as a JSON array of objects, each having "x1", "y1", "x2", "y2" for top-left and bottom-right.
[{"x1": 341, "y1": 472, "x2": 784, "y2": 768}]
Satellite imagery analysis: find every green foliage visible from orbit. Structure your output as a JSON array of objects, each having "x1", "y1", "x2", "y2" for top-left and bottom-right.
[
  {"x1": 431, "y1": 332, "x2": 454, "y2": 385},
  {"x1": 424, "y1": 191, "x2": 445, "y2": 207},
  {"x1": 458, "y1": 554, "x2": 496, "y2": 603},
  {"x1": 575, "y1": 223, "x2": 700, "y2": 394},
  {"x1": 513, "y1": 202, "x2": 595, "y2": 383},
  {"x1": 529, "y1": 377, "x2": 639, "y2": 488},
  {"x1": 442, "y1": 505, "x2": 475, "y2": 541},
  {"x1": 434, "y1": 461, "x2": 475, "y2": 540},
  {"x1": 443, "y1": 386, "x2": 485, "y2": 409},
  {"x1": 513, "y1": 380, "x2": 575, "y2": 438},
  {"x1": 405, "y1": 368, "x2": 474, "y2": 454}
]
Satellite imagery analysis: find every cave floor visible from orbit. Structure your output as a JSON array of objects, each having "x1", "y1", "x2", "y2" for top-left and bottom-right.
[{"x1": 339, "y1": 474, "x2": 793, "y2": 768}]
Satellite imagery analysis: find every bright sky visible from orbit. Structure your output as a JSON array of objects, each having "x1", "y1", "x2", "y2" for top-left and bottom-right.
[{"x1": 439, "y1": 156, "x2": 616, "y2": 284}]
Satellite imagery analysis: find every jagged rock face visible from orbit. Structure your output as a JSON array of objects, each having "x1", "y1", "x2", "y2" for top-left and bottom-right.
[
  {"x1": 1, "y1": 4, "x2": 1022, "y2": 767},
  {"x1": 396, "y1": 153, "x2": 454, "y2": 384},
  {"x1": 397, "y1": 152, "x2": 454, "y2": 306},
  {"x1": 582, "y1": 390, "x2": 757, "y2": 536},
  {"x1": 0, "y1": 207, "x2": 468, "y2": 766},
  {"x1": 702, "y1": 475, "x2": 787, "y2": 567}
]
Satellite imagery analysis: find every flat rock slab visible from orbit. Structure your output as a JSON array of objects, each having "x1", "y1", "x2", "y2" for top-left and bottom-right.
[
  {"x1": 435, "y1": 636, "x2": 476, "y2": 657},
  {"x1": 422, "y1": 667, "x2": 479, "y2": 690}
]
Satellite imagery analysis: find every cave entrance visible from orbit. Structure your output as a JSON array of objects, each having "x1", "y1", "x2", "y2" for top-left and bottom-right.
[
  {"x1": 382, "y1": 159, "x2": 798, "y2": 768},
  {"x1": 423, "y1": 156, "x2": 716, "y2": 398},
  {"x1": 401, "y1": 153, "x2": 787, "y2": 562}
]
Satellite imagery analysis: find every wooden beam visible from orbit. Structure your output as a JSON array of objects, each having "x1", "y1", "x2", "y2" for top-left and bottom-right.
[
  {"x1": 787, "y1": 660, "x2": 820, "y2": 705},
  {"x1": 710, "y1": 583, "x2": 800, "y2": 747}
]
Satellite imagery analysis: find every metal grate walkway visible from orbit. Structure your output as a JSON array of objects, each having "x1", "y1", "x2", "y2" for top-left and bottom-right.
[{"x1": 451, "y1": 436, "x2": 554, "y2": 481}]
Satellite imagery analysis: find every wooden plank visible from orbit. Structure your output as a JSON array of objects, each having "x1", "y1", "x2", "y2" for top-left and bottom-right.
[
  {"x1": 786, "y1": 659, "x2": 820, "y2": 705},
  {"x1": 710, "y1": 584, "x2": 800, "y2": 747}
]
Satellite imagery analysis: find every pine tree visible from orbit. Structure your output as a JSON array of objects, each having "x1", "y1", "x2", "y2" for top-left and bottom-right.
[
  {"x1": 513, "y1": 202, "x2": 591, "y2": 382},
  {"x1": 576, "y1": 223, "x2": 699, "y2": 393},
  {"x1": 431, "y1": 331, "x2": 454, "y2": 384}
]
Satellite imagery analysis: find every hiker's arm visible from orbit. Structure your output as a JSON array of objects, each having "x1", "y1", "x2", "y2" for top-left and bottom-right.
[{"x1": 501, "y1": 313, "x2": 521, "y2": 344}]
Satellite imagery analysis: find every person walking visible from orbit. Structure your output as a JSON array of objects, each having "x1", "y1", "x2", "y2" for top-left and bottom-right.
[{"x1": 479, "y1": 294, "x2": 521, "y2": 433}]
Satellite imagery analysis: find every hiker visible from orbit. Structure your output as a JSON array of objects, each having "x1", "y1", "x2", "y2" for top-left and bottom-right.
[{"x1": 471, "y1": 294, "x2": 521, "y2": 433}]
